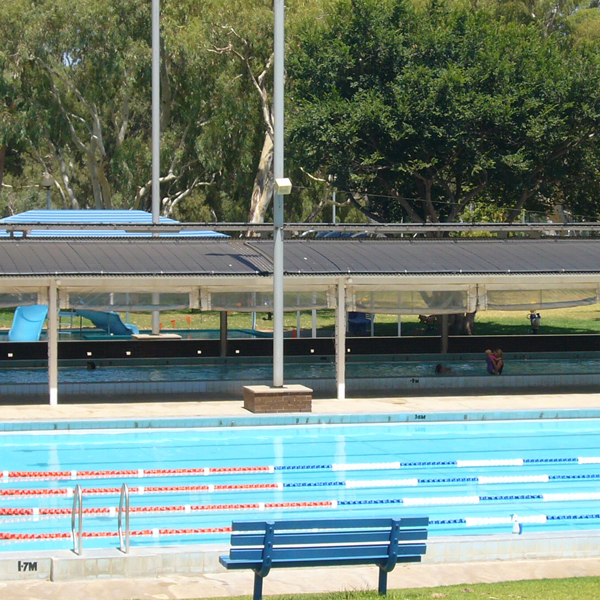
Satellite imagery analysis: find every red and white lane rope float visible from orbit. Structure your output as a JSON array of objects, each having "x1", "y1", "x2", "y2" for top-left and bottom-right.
[
  {"x1": 0, "y1": 483, "x2": 284, "y2": 498},
  {"x1": 0, "y1": 500, "x2": 334, "y2": 519},
  {"x1": 0, "y1": 527, "x2": 232, "y2": 541},
  {"x1": 1, "y1": 466, "x2": 273, "y2": 482}
]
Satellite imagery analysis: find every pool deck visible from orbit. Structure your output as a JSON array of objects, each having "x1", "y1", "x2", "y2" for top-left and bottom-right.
[
  {"x1": 2, "y1": 388, "x2": 600, "y2": 421},
  {"x1": 2, "y1": 390, "x2": 600, "y2": 598}
]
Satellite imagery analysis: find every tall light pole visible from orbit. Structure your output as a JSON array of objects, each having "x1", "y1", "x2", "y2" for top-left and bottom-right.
[
  {"x1": 152, "y1": 0, "x2": 160, "y2": 225},
  {"x1": 272, "y1": 0, "x2": 292, "y2": 387},
  {"x1": 151, "y1": 0, "x2": 161, "y2": 335}
]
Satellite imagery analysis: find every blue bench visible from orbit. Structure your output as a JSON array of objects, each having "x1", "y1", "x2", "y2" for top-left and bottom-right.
[{"x1": 219, "y1": 516, "x2": 428, "y2": 600}]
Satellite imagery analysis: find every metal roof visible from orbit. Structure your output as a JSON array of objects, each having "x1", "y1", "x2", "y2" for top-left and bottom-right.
[
  {"x1": 249, "y1": 239, "x2": 600, "y2": 276},
  {"x1": 0, "y1": 210, "x2": 227, "y2": 238},
  {"x1": 0, "y1": 237, "x2": 599, "y2": 278}
]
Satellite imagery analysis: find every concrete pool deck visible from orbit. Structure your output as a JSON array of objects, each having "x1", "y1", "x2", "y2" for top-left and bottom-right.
[
  {"x1": 2, "y1": 389, "x2": 600, "y2": 421},
  {"x1": 2, "y1": 389, "x2": 600, "y2": 599}
]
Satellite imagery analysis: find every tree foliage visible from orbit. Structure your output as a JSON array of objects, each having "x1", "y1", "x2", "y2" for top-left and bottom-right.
[
  {"x1": 1, "y1": 0, "x2": 600, "y2": 225},
  {"x1": 287, "y1": 0, "x2": 600, "y2": 224}
]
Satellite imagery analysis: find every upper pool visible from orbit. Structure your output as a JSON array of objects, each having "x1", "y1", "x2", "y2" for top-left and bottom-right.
[{"x1": 2, "y1": 356, "x2": 600, "y2": 384}]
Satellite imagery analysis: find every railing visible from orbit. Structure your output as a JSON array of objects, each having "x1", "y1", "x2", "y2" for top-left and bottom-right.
[
  {"x1": 2, "y1": 221, "x2": 597, "y2": 235},
  {"x1": 71, "y1": 484, "x2": 83, "y2": 555},
  {"x1": 118, "y1": 482, "x2": 130, "y2": 553}
]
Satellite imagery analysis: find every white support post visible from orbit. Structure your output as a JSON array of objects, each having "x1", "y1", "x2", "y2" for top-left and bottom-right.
[
  {"x1": 335, "y1": 279, "x2": 346, "y2": 401},
  {"x1": 311, "y1": 292, "x2": 317, "y2": 338},
  {"x1": 296, "y1": 310, "x2": 301, "y2": 338},
  {"x1": 397, "y1": 314, "x2": 402, "y2": 337},
  {"x1": 152, "y1": 293, "x2": 160, "y2": 335},
  {"x1": 48, "y1": 281, "x2": 58, "y2": 406}
]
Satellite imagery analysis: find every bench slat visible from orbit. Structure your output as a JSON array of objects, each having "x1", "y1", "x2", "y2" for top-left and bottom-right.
[
  {"x1": 231, "y1": 516, "x2": 428, "y2": 532},
  {"x1": 231, "y1": 528, "x2": 428, "y2": 547},
  {"x1": 220, "y1": 553, "x2": 423, "y2": 571},
  {"x1": 229, "y1": 542, "x2": 427, "y2": 563}
]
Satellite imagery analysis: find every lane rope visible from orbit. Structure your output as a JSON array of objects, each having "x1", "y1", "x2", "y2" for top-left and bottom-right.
[
  {"x1": 2, "y1": 489, "x2": 600, "y2": 521},
  {"x1": 3, "y1": 456, "x2": 600, "y2": 482},
  {"x1": 3, "y1": 472, "x2": 600, "y2": 498},
  {"x1": 3, "y1": 511, "x2": 600, "y2": 542}
]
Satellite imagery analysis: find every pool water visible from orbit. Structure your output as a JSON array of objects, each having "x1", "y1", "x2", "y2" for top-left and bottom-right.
[
  {"x1": 0, "y1": 328, "x2": 271, "y2": 342},
  {"x1": 1, "y1": 419, "x2": 600, "y2": 551},
  {"x1": 2, "y1": 357, "x2": 600, "y2": 384}
]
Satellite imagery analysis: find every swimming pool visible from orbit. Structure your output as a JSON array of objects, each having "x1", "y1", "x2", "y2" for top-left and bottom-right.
[
  {"x1": 2, "y1": 356, "x2": 600, "y2": 384},
  {"x1": 2, "y1": 355, "x2": 600, "y2": 399},
  {"x1": 1, "y1": 418, "x2": 600, "y2": 553},
  {"x1": 0, "y1": 328, "x2": 271, "y2": 342}
]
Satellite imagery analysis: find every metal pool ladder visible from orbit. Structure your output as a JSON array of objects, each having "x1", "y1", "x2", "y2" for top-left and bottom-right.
[
  {"x1": 118, "y1": 482, "x2": 130, "y2": 553},
  {"x1": 71, "y1": 484, "x2": 83, "y2": 555}
]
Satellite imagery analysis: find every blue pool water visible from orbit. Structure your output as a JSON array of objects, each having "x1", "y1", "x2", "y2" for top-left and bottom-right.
[
  {"x1": 1, "y1": 419, "x2": 600, "y2": 552},
  {"x1": 2, "y1": 357, "x2": 600, "y2": 384},
  {"x1": 0, "y1": 328, "x2": 271, "y2": 342}
]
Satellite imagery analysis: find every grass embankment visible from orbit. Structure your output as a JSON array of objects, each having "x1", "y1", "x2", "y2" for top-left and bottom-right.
[
  {"x1": 2, "y1": 305, "x2": 600, "y2": 336},
  {"x1": 194, "y1": 576, "x2": 600, "y2": 600}
]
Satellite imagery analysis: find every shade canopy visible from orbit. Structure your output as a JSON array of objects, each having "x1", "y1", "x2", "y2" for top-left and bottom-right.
[{"x1": 0, "y1": 237, "x2": 599, "y2": 313}]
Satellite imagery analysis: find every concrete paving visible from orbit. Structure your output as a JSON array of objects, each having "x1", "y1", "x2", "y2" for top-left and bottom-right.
[
  {"x1": 2, "y1": 557, "x2": 600, "y2": 599},
  {"x1": 2, "y1": 390, "x2": 600, "y2": 420},
  {"x1": 2, "y1": 390, "x2": 600, "y2": 599}
]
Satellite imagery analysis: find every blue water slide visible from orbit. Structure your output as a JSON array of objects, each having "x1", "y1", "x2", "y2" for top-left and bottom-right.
[
  {"x1": 8, "y1": 305, "x2": 49, "y2": 342},
  {"x1": 74, "y1": 310, "x2": 139, "y2": 336}
]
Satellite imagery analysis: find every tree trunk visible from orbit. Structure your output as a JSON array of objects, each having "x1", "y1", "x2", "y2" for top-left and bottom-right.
[
  {"x1": 0, "y1": 145, "x2": 6, "y2": 203},
  {"x1": 448, "y1": 312, "x2": 476, "y2": 335},
  {"x1": 97, "y1": 156, "x2": 112, "y2": 209},
  {"x1": 247, "y1": 132, "x2": 274, "y2": 224},
  {"x1": 54, "y1": 146, "x2": 80, "y2": 209},
  {"x1": 87, "y1": 149, "x2": 104, "y2": 209}
]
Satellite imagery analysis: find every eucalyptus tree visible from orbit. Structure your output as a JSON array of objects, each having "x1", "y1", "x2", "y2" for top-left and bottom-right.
[
  {"x1": 0, "y1": 0, "x2": 152, "y2": 209},
  {"x1": 0, "y1": 1, "x2": 35, "y2": 205}
]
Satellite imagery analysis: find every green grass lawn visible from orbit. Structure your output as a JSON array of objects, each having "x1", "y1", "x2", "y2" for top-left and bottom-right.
[
  {"x1": 2, "y1": 304, "x2": 600, "y2": 336},
  {"x1": 178, "y1": 576, "x2": 600, "y2": 600}
]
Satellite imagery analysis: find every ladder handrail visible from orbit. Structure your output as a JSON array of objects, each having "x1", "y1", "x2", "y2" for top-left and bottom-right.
[
  {"x1": 71, "y1": 484, "x2": 83, "y2": 555},
  {"x1": 118, "y1": 482, "x2": 130, "y2": 553}
]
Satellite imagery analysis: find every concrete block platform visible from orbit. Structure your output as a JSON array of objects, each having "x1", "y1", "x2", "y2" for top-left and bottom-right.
[{"x1": 243, "y1": 384, "x2": 313, "y2": 413}]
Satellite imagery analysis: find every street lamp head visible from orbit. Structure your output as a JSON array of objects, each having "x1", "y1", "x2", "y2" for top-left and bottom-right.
[
  {"x1": 40, "y1": 172, "x2": 53, "y2": 189},
  {"x1": 275, "y1": 177, "x2": 292, "y2": 195}
]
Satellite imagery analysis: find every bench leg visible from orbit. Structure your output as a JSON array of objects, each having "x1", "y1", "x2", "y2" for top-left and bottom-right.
[
  {"x1": 253, "y1": 572, "x2": 264, "y2": 600},
  {"x1": 378, "y1": 567, "x2": 388, "y2": 595}
]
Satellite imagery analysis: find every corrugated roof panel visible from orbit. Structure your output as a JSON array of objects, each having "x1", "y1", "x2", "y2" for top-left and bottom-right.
[
  {"x1": 0, "y1": 210, "x2": 178, "y2": 224},
  {"x1": 1, "y1": 238, "x2": 600, "y2": 278},
  {"x1": 278, "y1": 239, "x2": 600, "y2": 275}
]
